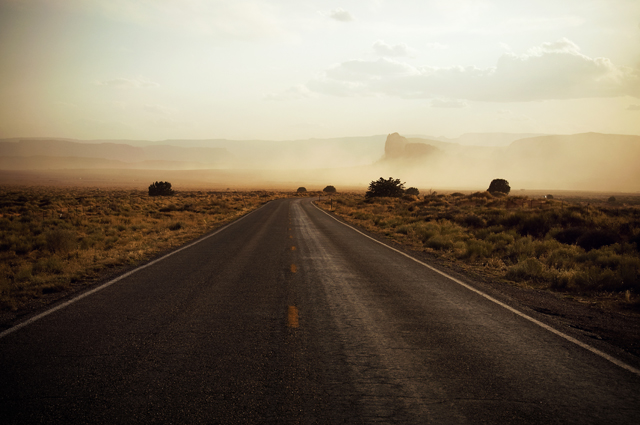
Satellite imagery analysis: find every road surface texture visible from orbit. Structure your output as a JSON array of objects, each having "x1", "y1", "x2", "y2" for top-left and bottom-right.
[{"x1": 1, "y1": 198, "x2": 639, "y2": 424}]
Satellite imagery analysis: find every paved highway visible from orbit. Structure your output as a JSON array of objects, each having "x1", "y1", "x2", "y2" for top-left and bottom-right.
[{"x1": 1, "y1": 198, "x2": 639, "y2": 424}]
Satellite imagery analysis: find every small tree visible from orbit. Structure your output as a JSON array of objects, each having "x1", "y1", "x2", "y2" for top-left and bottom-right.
[
  {"x1": 149, "y1": 181, "x2": 175, "y2": 196},
  {"x1": 297, "y1": 187, "x2": 307, "y2": 193},
  {"x1": 323, "y1": 185, "x2": 337, "y2": 193},
  {"x1": 405, "y1": 187, "x2": 420, "y2": 196},
  {"x1": 365, "y1": 177, "x2": 405, "y2": 198},
  {"x1": 487, "y1": 179, "x2": 511, "y2": 195}
]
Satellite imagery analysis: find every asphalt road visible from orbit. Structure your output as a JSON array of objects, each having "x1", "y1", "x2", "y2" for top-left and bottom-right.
[{"x1": 1, "y1": 198, "x2": 639, "y2": 424}]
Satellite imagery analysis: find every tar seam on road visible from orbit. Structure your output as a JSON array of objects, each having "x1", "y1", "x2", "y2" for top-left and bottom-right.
[
  {"x1": 312, "y1": 201, "x2": 640, "y2": 377},
  {"x1": 0, "y1": 205, "x2": 267, "y2": 340}
]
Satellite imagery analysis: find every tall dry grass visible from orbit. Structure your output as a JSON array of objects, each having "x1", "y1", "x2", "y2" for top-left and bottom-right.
[
  {"x1": 0, "y1": 187, "x2": 285, "y2": 310},
  {"x1": 318, "y1": 191, "x2": 640, "y2": 309}
]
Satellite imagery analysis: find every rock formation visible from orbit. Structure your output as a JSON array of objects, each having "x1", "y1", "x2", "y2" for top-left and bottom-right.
[{"x1": 383, "y1": 132, "x2": 439, "y2": 161}]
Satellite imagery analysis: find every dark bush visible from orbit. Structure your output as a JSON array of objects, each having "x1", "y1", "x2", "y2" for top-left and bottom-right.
[
  {"x1": 405, "y1": 187, "x2": 420, "y2": 196},
  {"x1": 366, "y1": 177, "x2": 405, "y2": 198},
  {"x1": 149, "y1": 181, "x2": 175, "y2": 197},
  {"x1": 461, "y1": 214, "x2": 485, "y2": 228},
  {"x1": 502, "y1": 212, "x2": 524, "y2": 229},
  {"x1": 608, "y1": 196, "x2": 616, "y2": 203},
  {"x1": 518, "y1": 215, "x2": 551, "y2": 238},
  {"x1": 296, "y1": 187, "x2": 307, "y2": 193},
  {"x1": 577, "y1": 230, "x2": 619, "y2": 251},
  {"x1": 169, "y1": 222, "x2": 183, "y2": 231},
  {"x1": 322, "y1": 185, "x2": 337, "y2": 193},
  {"x1": 554, "y1": 227, "x2": 587, "y2": 245},
  {"x1": 487, "y1": 178, "x2": 511, "y2": 195}
]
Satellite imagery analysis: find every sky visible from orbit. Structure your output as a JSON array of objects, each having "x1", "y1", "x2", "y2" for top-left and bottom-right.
[{"x1": 1, "y1": 0, "x2": 639, "y2": 141}]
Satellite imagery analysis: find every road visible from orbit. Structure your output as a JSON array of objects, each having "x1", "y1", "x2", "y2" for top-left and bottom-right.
[{"x1": 1, "y1": 198, "x2": 639, "y2": 424}]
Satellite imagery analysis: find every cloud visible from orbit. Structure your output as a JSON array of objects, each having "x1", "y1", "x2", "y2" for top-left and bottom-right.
[
  {"x1": 81, "y1": 0, "x2": 286, "y2": 40},
  {"x1": 143, "y1": 103, "x2": 176, "y2": 115},
  {"x1": 329, "y1": 8, "x2": 354, "y2": 22},
  {"x1": 627, "y1": 104, "x2": 640, "y2": 110},
  {"x1": 97, "y1": 77, "x2": 159, "y2": 88},
  {"x1": 373, "y1": 41, "x2": 412, "y2": 57},
  {"x1": 430, "y1": 98, "x2": 467, "y2": 108},
  {"x1": 426, "y1": 42, "x2": 448, "y2": 50},
  {"x1": 307, "y1": 39, "x2": 640, "y2": 102},
  {"x1": 264, "y1": 84, "x2": 313, "y2": 101}
]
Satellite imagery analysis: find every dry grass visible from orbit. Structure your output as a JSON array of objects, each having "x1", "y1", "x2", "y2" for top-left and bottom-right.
[
  {"x1": 317, "y1": 191, "x2": 640, "y2": 311},
  {"x1": 0, "y1": 187, "x2": 286, "y2": 310}
]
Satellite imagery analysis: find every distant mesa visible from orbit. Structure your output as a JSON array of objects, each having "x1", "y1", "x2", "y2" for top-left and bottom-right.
[{"x1": 383, "y1": 132, "x2": 440, "y2": 161}]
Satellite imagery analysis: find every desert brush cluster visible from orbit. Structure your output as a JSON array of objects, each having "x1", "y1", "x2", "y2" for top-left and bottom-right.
[
  {"x1": 318, "y1": 190, "x2": 640, "y2": 309},
  {"x1": 0, "y1": 187, "x2": 282, "y2": 310}
]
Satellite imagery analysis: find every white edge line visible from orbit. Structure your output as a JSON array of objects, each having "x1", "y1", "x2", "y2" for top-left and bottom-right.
[
  {"x1": 312, "y1": 201, "x2": 640, "y2": 377},
  {"x1": 0, "y1": 205, "x2": 266, "y2": 340}
]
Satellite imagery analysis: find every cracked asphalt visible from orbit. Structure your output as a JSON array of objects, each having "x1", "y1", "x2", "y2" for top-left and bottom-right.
[{"x1": 1, "y1": 198, "x2": 639, "y2": 424}]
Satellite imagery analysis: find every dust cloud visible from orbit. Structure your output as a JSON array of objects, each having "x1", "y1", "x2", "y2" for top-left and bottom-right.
[{"x1": 0, "y1": 132, "x2": 638, "y2": 192}]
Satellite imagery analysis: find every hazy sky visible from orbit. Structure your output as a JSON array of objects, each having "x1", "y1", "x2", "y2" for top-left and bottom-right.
[{"x1": 1, "y1": 0, "x2": 639, "y2": 141}]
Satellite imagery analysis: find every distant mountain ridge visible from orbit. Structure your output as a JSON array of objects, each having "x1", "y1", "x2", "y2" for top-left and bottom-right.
[
  {"x1": 378, "y1": 132, "x2": 640, "y2": 192},
  {"x1": 407, "y1": 132, "x2": 547, "y2": 147},
  {"x1": 0, "y1": 139, "x2": 231, "y2": 165},
  {"x1": 1, "y1": 132, "x2": 638, "y2": 191}
]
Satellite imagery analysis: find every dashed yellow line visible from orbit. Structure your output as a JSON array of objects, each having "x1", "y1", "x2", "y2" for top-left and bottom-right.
[
  {"x1": 290, "y1": 264, "x2": 297, "y2": 273},
  {"x1": 291, "y1": 246, "x2": 296, "y2": 251},
  {"x1": 287, "y1": 305, "x2": 299, "y2": 328}
]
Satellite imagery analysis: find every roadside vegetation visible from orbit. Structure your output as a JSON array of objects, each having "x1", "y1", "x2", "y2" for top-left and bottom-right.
[
  {"x1": 0, "y1": 187, "x2": 283, "y2": 310},
  {"x1": 317, "y1": 189, "x2": 640, "y2": 311}
]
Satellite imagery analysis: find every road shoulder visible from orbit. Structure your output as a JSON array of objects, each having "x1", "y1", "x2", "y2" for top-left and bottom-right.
[{"x1": 312, "y1": 200, "x2": 640, "y2": 371}]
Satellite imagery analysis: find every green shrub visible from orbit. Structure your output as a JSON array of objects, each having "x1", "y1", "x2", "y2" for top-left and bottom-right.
[
  {"x1": 461, "y1": 239, "x2": 494, "y2": 261},
  {"x1": 425, "y1": 235, "x2": 454, "y2": 251},
  {"x1": 518, "y1": 215, "x2": 551, "y2": 238},
  {"x1": 506, "y1": 258, "x2": 545, "y2": 281},
  {"x1": 32, "y1": 257, "x2": 64, "y2": 275},
  {"x1": 502, "y1": 212, "x2": 524, "y2": 229},
  {"x1": 545, "y1": 247, "x2": 579, "y2": 270},
  {"x1": 506, "y1": 235, "x2": 536, "y2": 262},
  {"x1": 395, "y1": 224, "x2": 413, "y2": 235},
  {"x1": 415, "y1": 223, "x2": 439, "y2": 242}
]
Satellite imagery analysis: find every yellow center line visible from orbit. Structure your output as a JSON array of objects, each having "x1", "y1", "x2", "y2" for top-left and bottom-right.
[
  {"x1": 290, "y1": 264, "x2": 297, "y2": 273},
  {"x1": 287, "y1": 305, "x2": 299, "y2": 328},
  {"x1": 291, "y1": 246, "x2": 296, "y2": 251}
]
